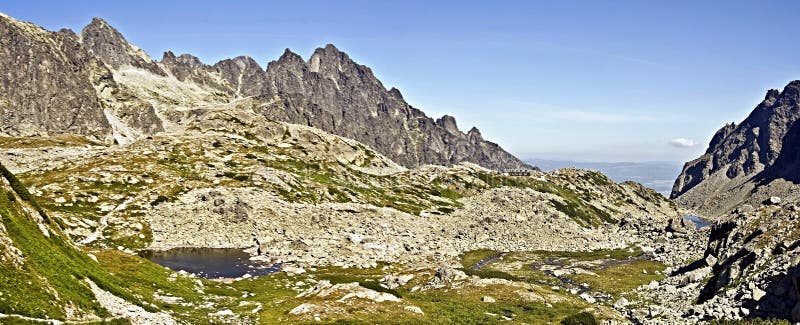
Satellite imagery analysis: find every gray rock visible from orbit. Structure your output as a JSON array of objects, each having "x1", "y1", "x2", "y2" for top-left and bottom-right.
[
  {"x1": 213, "y1": 56, "x2": 267, "y2": 97},
  {"x1": 752, "y1": 287, "x2": 766, "y2": 301},
  {"x1": 160, "y1": 52, "x2": 231, "y2": 92},
  {"x1": 613, "y1": 297, "x2": 629, "y2": 309},
  {"x1": 704, "y1": 254, "x2": 718, "y2": 267},
  {"x1": 0, "y1": 15, "x2": 110, "y2": 138},
  {"x1": 82, "y1": 17, "x2": 166, "y2": 75}
]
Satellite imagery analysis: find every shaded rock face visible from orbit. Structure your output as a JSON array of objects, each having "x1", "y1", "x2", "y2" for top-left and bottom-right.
[
  {"x1": 695, "y1": 205, "x2": 800, "y2": 321},
  {"x1": 0, "y1": 14, "x2": 110, "y2": 138},
  {"x1": 672, "y1": 81, "x2": 800, "y2": 215},
  {"x1": 259, "y1": 45, "x2": 531, "y2": 170},
  {"x1": 0, "y1": 14, "x2": 164, "y2": 142}
]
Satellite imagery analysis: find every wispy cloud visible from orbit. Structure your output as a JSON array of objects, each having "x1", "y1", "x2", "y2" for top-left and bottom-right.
[
  {"x1": 669, "y1": 138, "x2": 699, "y2": 148},
  {"x1": 547, "y1": 110, "x2": 656, "y2": 123}
]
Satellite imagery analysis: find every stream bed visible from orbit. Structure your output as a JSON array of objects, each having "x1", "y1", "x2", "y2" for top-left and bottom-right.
[{"x1": 682, "y1": 215, "x2": 711, "y2": 228}]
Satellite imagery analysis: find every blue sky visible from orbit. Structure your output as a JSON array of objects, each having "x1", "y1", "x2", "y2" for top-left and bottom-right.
[{"x1": 3, "y1": 1, "x2": 799, "y2": 162}]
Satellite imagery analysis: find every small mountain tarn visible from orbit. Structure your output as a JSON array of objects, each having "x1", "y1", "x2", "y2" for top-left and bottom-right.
[{"x1": 140, "y1": 248, "x2": 281, "y2": 279}]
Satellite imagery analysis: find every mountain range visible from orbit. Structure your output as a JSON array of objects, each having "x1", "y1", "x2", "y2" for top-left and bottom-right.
[{"x1": 0, "y1": 14, "x2": 529, "y2": 171}]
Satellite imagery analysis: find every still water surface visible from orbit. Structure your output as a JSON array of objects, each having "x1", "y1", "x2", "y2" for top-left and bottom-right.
[{"x1": 141, "y1": 248, "x2": 280, "y2": 279}]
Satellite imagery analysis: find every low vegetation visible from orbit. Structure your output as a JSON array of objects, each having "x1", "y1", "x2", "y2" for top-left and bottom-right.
[{"x1": 0, "y1": 162, "x2": 140, "y2": 320}]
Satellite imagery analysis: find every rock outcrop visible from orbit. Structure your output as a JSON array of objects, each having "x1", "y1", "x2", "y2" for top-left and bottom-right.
[
  {"x1": 81, "y1": 17, "x2": 165, "y2": 75},
  {"x1": 646, "y1": 204, "x2": 800, "y2": 323},
  {"x1": 672, "y1": 80, "x2": 800, "y2": 216},
  {"x1": 665, "y1": 80, "x2": 800, "y2": 323},
  {"x1": 213, "y1": 55, "x2": 267, "y2": 97}
]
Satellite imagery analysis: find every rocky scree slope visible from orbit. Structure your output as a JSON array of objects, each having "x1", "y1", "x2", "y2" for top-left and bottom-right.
[
  {"x1": 634, "y1": 201, "x2": 800, "y2": 323},
  {"x1": 0, "y1": 13, "x2": 529, "y2": 171},
  {"x1": 672, "y1": 80, "x2": 800, "y2": 217}
]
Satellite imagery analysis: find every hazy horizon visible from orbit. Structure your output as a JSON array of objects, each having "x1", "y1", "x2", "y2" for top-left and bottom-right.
[{"x1": 4, "y1": 1, "x2": 798, "y2": 163}]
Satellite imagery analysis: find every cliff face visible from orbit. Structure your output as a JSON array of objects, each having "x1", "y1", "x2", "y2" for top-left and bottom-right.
[
  {"x1": 0, "y1": 15, "x2": 163, "y2": 143},
  {"x1": 672, "y1": 81, "x2": 800, "y2": 216},
  {"x1": 0, "y1": 14, "x2": 110, "y2": 138}
]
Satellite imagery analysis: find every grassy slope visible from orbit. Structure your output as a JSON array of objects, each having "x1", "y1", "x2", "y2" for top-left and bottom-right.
[{"x1": 0, "y1": 162, "x2": 140, "y2": 321}]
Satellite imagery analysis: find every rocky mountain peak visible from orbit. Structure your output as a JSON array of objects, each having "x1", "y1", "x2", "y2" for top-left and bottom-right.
[
  {"x1": 81, "y1": 17, "x2": 165, "y2": 75},
  {"x1": 436, "y1": 115, "x2": 460, "y2": 134},
  {"x1": 388, "y1": 87, "x2": 403, "y2": 99},
  {"x1": 467, "y1": 127, "x2": 483, "y2": 142},
  {"x1": 672, "y1": 79, "x2": 800, "y2": 216},
  {"x1": 307, "y1": 44, "x2": 381, "y2": 88},
  {"x1": 310, "y1": 43, "x2": 345, "y2": 63},
  {"x1": 213, "y1": 55, "x2": 267, "y2": 97},
  {"x1": 258, "y1": 44, "x2": 531, "y2": 170},
  {"x1": 765, "y1": 88, "x2": 780, "y2": 101},
  {"x1": 276, "y1": 48, "x2": 305, "y2": 65},
  {"x1": 705, "y1": 122, "x2": 736, "y2": 154},
  {"x1": 159, "y1": 51, "x2": 211, "y2": 82},
  {"x1": 161, "y1": 51, "x2": 207, "y2": 70},
  {"x1": 0, "y1": 12, "x2": 111, "y2": 138}
]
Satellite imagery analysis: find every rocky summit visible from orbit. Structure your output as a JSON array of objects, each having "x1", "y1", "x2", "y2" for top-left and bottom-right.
[{"x1": 1, "y1": 10, "x2": 799, "y2": 325}]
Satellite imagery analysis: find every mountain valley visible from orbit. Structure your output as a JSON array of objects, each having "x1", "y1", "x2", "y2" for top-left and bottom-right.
[{"x1": 0, "y1": 11, "x2": 799, "y2": 325}]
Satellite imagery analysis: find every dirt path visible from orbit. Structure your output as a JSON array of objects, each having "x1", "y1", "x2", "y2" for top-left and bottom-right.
[{"x1": 80, "y1": 184, "x2": 168, "y2": 245}]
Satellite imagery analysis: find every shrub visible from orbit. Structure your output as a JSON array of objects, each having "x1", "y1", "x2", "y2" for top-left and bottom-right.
[
  {"x1": 561, "y1": 312, "x2": 598, "y2": 325},
  {"x1": 150, "y1": 195, "x2": 169, "y2": 206}
]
